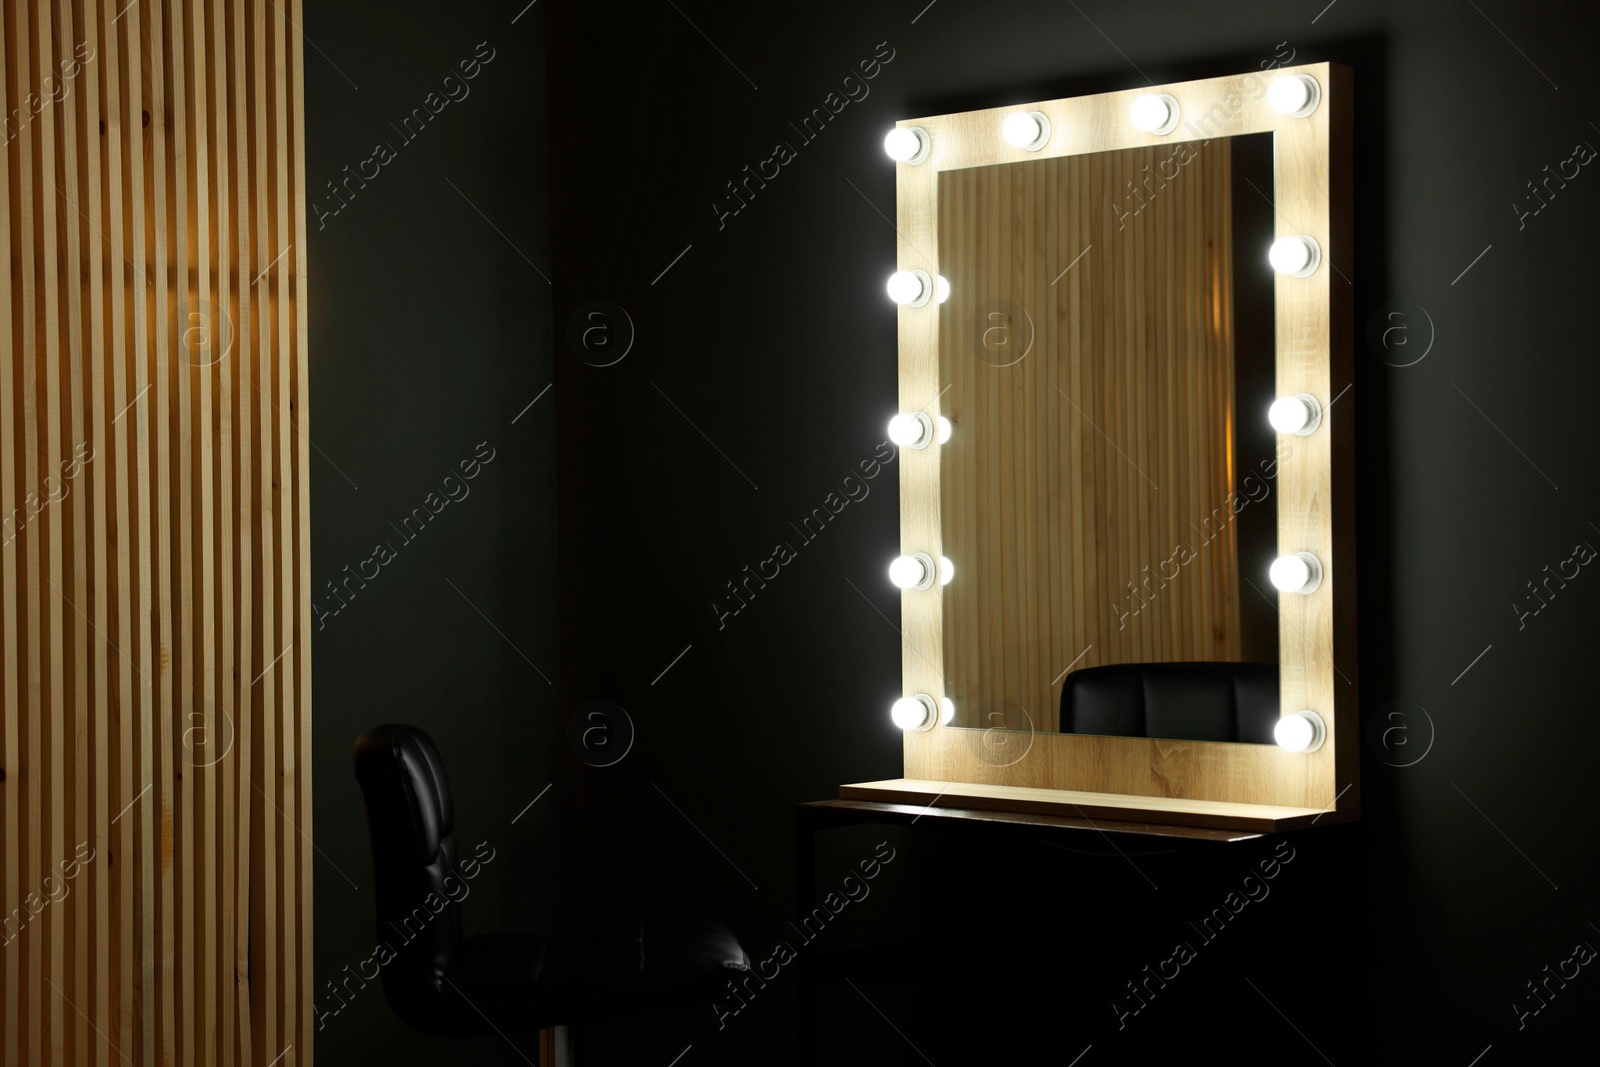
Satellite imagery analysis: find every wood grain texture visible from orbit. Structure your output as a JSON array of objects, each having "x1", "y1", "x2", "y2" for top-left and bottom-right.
[
  {"x1": 888, "y1": 63, "x2": 1356, "y2": 823},
  {"x1": 0, "y1": 1, "x2": 314, "y2": 1062},
  {"x1": 938, "y1": 144, "x2": 1243, "y2": 732}
]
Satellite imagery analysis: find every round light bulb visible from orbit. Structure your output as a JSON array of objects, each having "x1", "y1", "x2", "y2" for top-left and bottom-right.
[
  {"x1": 891, "y1": 694, "x2": 935, "y2": 730},
  {"x1": 1268, "y1": 394, "x2": 1321, "y2": 436},
  {"x1": 1130, "y1": 94, "x2": 1178, "y2": 134},
  {"x1": 1002, "y1": 111, "x2": 1049, "y2": 150},
  {"x1": 936, "y1": 416, "x2": 952, "y2": 444},
  {"x1": 888, "y1": 412, "x2": 934, "y2": 449},
  {"x1": 941, "y1": 697, "x2": 955, "y2": 725},
  {"x1": 940, "y1": 556, "x2": 955, "y2": 585},
  {"x1": 887, "y1": 269, "x2": 934, "y2": 307},
  {"x1": 1269, "y1": 552, "x2": 1322, "y2": 594},
  {"x1": 883, "y1": 128, "x2": 917, "y2": 160},
  {"x1": 935, "y1": 275, "x2": 951, "y2": 304},
  {"x1": 886, "y1": 270, "x2": 926, "y2": 305},
  {"x1": 889, "y1": 553, "x2": 934, "y2": 590},
  {"x1": 1267, "y1": 74, "x2": 1320, "y2": 117},
  {"x1": 1269, "y1": 235, "x2": 1320, "y2": 277},
  {"x1": 1274, "y1": 710, "x2": 1326, "y2": 753},
  {"x1": 883, "y1": 126, "x2": 928, "y2": 163}
]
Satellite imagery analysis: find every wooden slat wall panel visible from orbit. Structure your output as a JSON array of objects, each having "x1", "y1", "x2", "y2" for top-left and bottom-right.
[
  {"x1": 938, "y1": 143, "x2": 1240, "y2": 732},
  {"x1": 1, "y1": 1, "x2": 313, "y2": 1063}
]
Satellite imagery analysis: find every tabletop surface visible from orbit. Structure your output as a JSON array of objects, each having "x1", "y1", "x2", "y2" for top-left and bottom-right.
[{"x1": 799, "y1": 798, "x2": 1266, "y2": 843}]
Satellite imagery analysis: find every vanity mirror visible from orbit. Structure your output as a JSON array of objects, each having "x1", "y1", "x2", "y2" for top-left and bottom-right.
[
  {"x1": 846, "y1": 63, "x2": 1357, "y2": 831},
  {"x1": 938, "y1": 131, "x2": 1282, "y2": 742}
]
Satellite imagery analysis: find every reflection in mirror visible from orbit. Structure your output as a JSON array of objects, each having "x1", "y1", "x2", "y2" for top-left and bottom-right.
[{"x1": 937, "y1": 132, "x2": 1281, "y2": 742}]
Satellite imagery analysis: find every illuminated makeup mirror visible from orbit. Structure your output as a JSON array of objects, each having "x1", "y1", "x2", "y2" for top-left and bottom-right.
[{"x1": 848, "y1": 63, "x2": 1357, "y2": 832}]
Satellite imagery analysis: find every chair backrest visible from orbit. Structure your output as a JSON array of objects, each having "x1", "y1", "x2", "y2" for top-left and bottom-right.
[
  {"x1": 352, "y1": 724, "x2": 472, "y2": 1035},
  {"x1": 1059, "y1": 662, "x2": 1279, "y2": 743}
]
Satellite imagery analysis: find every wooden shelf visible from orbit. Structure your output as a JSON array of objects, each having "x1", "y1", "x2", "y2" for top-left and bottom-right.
[
  {"x1": 838, "y1": 778, "x2": 1343, "y2": 833},
  {"x1": 801, "y1": 799, "x2": 1264, "y2": 842}
]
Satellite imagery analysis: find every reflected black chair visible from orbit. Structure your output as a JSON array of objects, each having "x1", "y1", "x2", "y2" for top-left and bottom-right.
[
  {"x1": 1059, "y1": 662, "x2": 1280, "y2": 743},
  {"x1": 353, "y1": 724, "x2": 750, "y2": 1065}
]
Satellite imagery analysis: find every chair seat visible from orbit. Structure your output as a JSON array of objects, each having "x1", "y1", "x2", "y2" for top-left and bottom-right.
[{"x1": 447, "y1": 921, "x2": 750, "y2": 1031}]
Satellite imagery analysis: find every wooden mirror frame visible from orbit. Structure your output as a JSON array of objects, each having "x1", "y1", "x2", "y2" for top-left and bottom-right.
[{"x1": 842, "y1": 63, "x2": 1356, "y2": 833}]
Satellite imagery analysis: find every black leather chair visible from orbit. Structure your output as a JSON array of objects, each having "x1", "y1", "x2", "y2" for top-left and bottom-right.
[
  {"x1": 1059, "y1": 662, "x2": 1279, "y2": 743},
  {"x1": 352, "y1": 724, "x2": 750, "y2": 1063}
]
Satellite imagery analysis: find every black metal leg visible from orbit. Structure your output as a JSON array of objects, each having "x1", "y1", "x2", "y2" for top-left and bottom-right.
[{"x1": 795, "y1": 807, "x2": 817, "y2": 1066}]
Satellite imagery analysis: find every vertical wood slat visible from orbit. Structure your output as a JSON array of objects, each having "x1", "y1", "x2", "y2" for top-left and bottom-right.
[
  {"x1": 204, "y1": 0, "x2": 234, "y2": 1061},
  {"x1": 50, "y1": 3, "x2": 89, "y2": 1065},
  {"x1": 35, "y1": 0, "x2": 66, "y2": 1060},
  {"x1": 121, "y1": 4, "x2": 158, "y2": 1061},
  {"x1": 938, "y1": 143, "x2": 1241, "y2": 731},
  {"x1": 15, "y1": 4, "x2": 45, "y2": 1064},
  {"x1": 225, "y1": 0, "x2": 253, "y2": 1061},
  {"x1": 143, "y1": 1, "x2": 178, "y2": 1061},
  {"x1": 72, "y1": 1, "x2": 114, "y2": 1063},
  {"x1": 247, "y1": 0, "x2": 277, "y2": 1056},
  {"x1": 288, "y1": 3, "x2": 312, "y2": 1060},
  {"x1": 269, "y1": 3, "x2": 293, "y2": 1049},
  {"x1": 2, "y1": 2, "x2": 312, "y2": 1063},
  {"x1": 0, "y1": 3, "x2": 19, "y2": 1063}
]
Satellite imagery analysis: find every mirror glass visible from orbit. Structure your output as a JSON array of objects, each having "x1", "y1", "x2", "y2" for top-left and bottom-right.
[{"x1": 937, "y1": 132, "x2": 1282, "y2": 742}]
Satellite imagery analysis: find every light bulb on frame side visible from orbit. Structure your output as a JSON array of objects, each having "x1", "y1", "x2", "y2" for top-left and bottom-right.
[
  {"x1": 889, "y1": 552, "x2": 937, "y2": 590},
  {"x1": 1130, "y1": 93, "x2": 1179, "y2": 135},
  {"x1": 1269, "y1": 234, "x2": 1321, "y2": 277},
  {"x1": 891, "y1": 694, "x2": 937, "y2": 730},
  {"x1": 884, "y1": 125, "x2": 931, "y2": 164},
  {"x1": 888, "y1": 412, "x2": 935, "y2": 448},
  {"x1": 886, "y1": 269, "x2": 931, "y2": 306},
  {"x1": 887, "y1": 412, "x2": 953, "y2": 450},
  {"x1": 1267, "y1": 74, "x2": 1320, "y2": 117},
  {"x1": 1002, "y1": 111, "x2": 1051, "y2": 151},
  {"x1": 1269, "y1": 552, "x2": 1323, "y2": 594},
  {"x1": 1274, "y1": 710, "x2": 1326, "y2": 752},
  {"x1": 1267, "y1": 393, "x2": 1323, "y2": 436}
]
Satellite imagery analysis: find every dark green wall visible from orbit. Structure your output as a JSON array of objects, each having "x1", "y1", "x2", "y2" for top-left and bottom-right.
[
  {"x1": 305, "y1": 2, "x2": 555, "y2": 1064},
  {"x1": 303, "y1": 0, "x2": 1600, "y2": 1062}
]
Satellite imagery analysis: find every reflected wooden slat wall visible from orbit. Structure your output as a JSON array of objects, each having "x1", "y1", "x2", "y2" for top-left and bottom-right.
[
  {"x1": 939, "y1": 141, "x2": 1239, "y2": 733},
  {"x1": 1, "y1": 1, "x2": 312, "y2": 1063}
]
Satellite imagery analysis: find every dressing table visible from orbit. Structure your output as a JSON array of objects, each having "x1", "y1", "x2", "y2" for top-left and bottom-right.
[
  {"x1": 840, "y1": 60, "x2": 1356, "y2": 831},
  {"x1": 799, "y1": 62, "x2": 1357, "y2": 1057}
]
